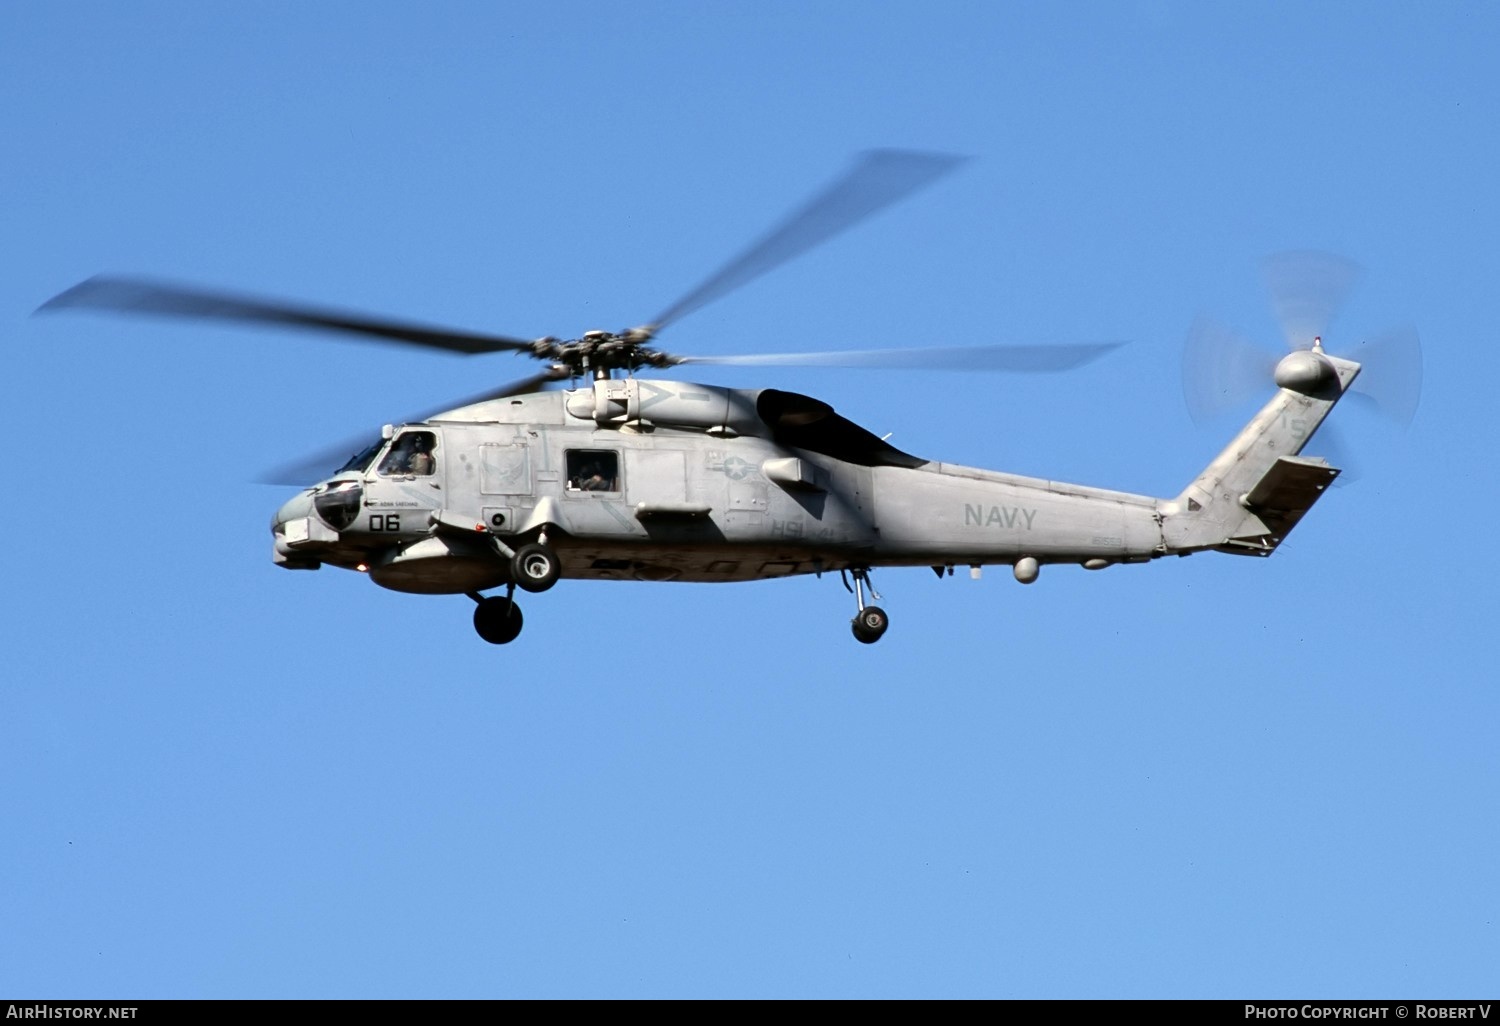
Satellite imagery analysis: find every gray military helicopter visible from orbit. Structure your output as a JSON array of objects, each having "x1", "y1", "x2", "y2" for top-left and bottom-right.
[{"x1": 39, "y1": 152, "x2": 1419, "y2": 645}]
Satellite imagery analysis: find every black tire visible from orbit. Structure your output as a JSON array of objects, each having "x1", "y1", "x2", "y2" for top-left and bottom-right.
[
  {"x1": 851, "y1": 605, "x2": 889, "y2": 644},
  {"x1": 510, "y1": 542, "x2": 560, "y2": 593},
  {"x1": 473, "y1": 596, "x2": 524, "y2": 645}
]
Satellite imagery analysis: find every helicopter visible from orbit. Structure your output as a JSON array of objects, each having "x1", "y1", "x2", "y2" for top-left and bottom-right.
[{"x1": 38, "y1": 151, "x2": 1418, "y2": 645}]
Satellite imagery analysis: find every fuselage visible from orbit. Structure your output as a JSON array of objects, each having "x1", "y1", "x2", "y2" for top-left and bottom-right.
[{"x1": 272, "y1": 366, "x2": 1354, "y2": 595}]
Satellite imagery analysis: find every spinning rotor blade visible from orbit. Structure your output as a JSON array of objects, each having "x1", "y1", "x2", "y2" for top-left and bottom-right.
[
  {"x1": 258, "y1": 370, "x2": 565, "y2": 485},
  {"x1": 678, "y1": 341, "x2": 1122, "y2": 372},
  {"x1": 1348, "y1": 324, "x2": 1423, "y2": 427},
  {"x1": 1262, "y1": 250, "x2": 1362, "y2": 351},
  {"x1": 1180, "y1": 312, "x2": 1362, "y2": 486},
  {"x1": 38, "y1": 275, "x2": 538, "y2": 356},
  {"x1": 1181, "y1": 314, "x2": 1278, "y2": 425},
  {"x1": 1304, "y1": 423, "x2": 1361, "y2": 487},
  {"x1": 1303, "y1": 326, "x2": 1424, "y2": 483},
  {"x1": 1181, "y1": 311, "x2": 1423, "y2": 431},
  {"x1": 645, "y1": 149, "x2": 968, "y2": 334},
  {"x1": 260, "y1": 443, "x2": 386, "y2": 489},
  {"x1": 1182, "y1": 252, "x2": 1422, "y2": 491}
]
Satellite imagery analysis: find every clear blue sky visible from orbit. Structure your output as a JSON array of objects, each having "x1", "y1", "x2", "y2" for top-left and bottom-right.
[{"x1": 3, "y1": 1, "x2": 1496, "y2": 999}]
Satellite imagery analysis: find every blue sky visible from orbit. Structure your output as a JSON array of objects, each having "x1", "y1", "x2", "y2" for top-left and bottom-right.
[{"x1": 3, "y1": 1, "x2": 1497, "y2": 999}]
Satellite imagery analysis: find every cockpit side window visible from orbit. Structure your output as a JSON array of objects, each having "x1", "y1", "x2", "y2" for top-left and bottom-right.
[
  {"x1": 378, "y1": 431, "x2": 438, "y2": 476},
  {"x1": 566, "y1": 450, "x2": 619, "y2": 492}
]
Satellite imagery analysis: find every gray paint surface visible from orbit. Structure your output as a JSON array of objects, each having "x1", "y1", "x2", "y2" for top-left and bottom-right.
[{"x1": 273, "y1": 364, "x2": 1357, "y2": 595}]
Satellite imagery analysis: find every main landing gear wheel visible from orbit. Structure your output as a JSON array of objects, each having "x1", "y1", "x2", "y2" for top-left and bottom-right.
[
  {"x1": 473, "y1": 595, "x2": 524, "y2": 645},
  {"x1": 843, "y1": 567, "x2": 890, "y2": 644},
  {"x1": 851, "y1": 605, "x2": 889, "y2": 644},
  {"x1": 510, "y1": 542, "x2": 560, "y2": 593}
]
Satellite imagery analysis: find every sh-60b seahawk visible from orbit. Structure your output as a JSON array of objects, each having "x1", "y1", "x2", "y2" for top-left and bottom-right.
[{"x1": 39, "y1": 152, "x2": 1420, "y2": 645}]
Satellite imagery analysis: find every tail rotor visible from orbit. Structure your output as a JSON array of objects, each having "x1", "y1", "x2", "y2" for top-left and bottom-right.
[{"x1": 1181, "y1": 251, "x2": 1423, "y2": 481}]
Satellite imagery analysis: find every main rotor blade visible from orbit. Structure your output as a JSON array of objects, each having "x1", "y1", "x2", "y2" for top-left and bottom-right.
[
  {"x1": 1181, "y1": 314, "x2": 1279, "y2": 425},
  {"x1": 676, "y1": 341, "x2": 1122, "y2": 373},
  {"x1": 645, "y1": 150, "x2": 968, "y2": 334},
  {"x1": 258, "y1": 370, "x2": 564, "y2": 485},
  {"x1": 1262, "y1": 251, "x2": 1362, "y2": 351},
  {"x1": 38, "y1": 275, "x2": 538, "y2": 356}
]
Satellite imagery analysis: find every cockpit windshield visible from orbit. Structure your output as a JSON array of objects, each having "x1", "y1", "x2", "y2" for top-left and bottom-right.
[{"x1": 335, "y1": 439, "x2": 385, "y2": 477}]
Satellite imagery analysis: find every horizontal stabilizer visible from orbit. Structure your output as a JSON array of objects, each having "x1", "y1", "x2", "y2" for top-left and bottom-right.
[{"x1": 1219, "y1": 455, "x2": 1340, "y2": 556}]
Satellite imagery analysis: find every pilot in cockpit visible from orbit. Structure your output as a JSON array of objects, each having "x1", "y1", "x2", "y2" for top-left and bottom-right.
[
  {"x1": 407, "y1": 435, "x2": 435, "y2": 475},
  {"x1": 380, "y1": 432, "x2": 436, "y2": 476}
]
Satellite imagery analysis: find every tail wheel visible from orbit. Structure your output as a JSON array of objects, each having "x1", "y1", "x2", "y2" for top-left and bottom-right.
[
  {"x1": 851, "y1": 605, "x2": 889, "y2": 644},
  {"x1": 473, "y1": 596, "x2": 524, "y2": 645},
  {"x1": 510, "y1": 542, "x2": 560, "y2": 593}
]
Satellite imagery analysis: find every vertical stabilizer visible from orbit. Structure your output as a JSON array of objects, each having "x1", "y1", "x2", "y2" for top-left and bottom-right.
[{"x1": 1160, "y1": 352, "x2": 1359, "y2": 555}]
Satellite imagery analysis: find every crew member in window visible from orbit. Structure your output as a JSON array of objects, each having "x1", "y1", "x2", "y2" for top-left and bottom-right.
[
  {"x1": 579, "y1": 461, "x2": 610, "y2": 491},
  {"x1": 408, "y1": 435, "x2": 435, "y2": 475}
]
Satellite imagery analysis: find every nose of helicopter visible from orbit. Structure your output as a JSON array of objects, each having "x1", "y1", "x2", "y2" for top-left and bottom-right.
[
  {"x1": 271, "y1": 489, "x2": 315, "y2": 533},
  {"x1": 271, "y1": 480, "x2": 359, "y2": 569},
  {"x1": 272, "y1": 489, "x2": 324, "y2": 569}
]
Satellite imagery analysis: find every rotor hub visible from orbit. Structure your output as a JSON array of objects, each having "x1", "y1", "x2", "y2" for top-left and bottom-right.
[{"x1": 530, "y1": 330, "x2": 679, "y2": 377}]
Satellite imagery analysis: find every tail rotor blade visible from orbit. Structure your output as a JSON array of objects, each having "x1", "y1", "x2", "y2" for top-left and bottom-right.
[
  {"x1": 1181, "y1": 314, "x2": 1278, "y2": 424},
  {"x1": 1303, "y1": 422, "x2": 1361, "y2": 487},
  {"x1": 1183, "y1": 254, "x2": 1418, "y2": 491},
  {"x1": 1262, "y1": 250, "x2": 1362, "y2": 351},
  {"x1": 1349, "y1": 324, "x2": 1423, "y2": 428}
]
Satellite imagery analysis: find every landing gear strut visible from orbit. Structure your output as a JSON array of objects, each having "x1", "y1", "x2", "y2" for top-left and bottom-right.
[
  {"x1": 844, "y1": 568, "x2": 889, "y2": 644},
  {"x1": 470, "y1": 586, "x2": 523, "y2": 645},
  {"x1": 468, "y1": 536, "x2": 559, "y2": 644}
]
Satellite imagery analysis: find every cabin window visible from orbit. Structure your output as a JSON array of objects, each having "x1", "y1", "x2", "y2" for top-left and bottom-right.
[
  {"x1": 566, "y1": 450, "x2": 619, "y2": 492},
  {"x1": 378, "y1": 431, "x2": 438, "y2": 476}
]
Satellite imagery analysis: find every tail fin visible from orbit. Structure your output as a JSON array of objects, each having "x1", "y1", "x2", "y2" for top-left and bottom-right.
[{"x1": 1160, "y1": 352, "x2": 1360, "y2": 556}]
